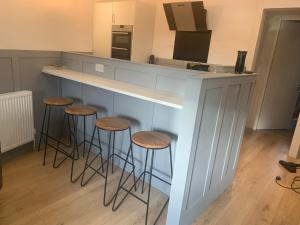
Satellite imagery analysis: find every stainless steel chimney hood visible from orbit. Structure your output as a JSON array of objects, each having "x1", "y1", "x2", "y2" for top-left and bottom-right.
[{"x1": 163, "y1": 1, "x2": 208, "y2": 31}]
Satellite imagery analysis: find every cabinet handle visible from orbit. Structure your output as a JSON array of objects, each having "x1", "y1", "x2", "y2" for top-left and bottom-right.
[
  {"x1": 112, "y1": 47, "x2": 129, "y2": 51},
  {"x1": 112, "y1": 32, "x2": 130, "y2": 35}
]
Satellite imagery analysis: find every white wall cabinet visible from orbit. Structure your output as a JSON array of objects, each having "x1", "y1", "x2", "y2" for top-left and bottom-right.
[
  {"x1": 93, "y1": 0, "x2": 156, "y2": 63},
  {"x1": 112, "y1": 1, "x2": 136, "y2": 25}
]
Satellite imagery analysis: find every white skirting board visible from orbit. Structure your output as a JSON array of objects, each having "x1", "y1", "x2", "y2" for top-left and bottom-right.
[{"x1": 0, "y1": 91, "x2": 35, "y2": 153}]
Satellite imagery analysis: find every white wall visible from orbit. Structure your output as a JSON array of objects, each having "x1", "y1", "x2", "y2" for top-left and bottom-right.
[
  {"x1": 152, "y1": 0, "x2": 300, "y2": 68},
  {"x1": 93, "y1": 1, "x2": 113, "y2": 57},
  {"x1": 131, "y1": 0, "x2": 156, "y2": 63},
  {"x1": 0, "y1": 0, "x2": 94, "y2": 52}
]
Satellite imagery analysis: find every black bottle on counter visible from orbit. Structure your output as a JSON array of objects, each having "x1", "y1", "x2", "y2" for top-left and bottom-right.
[
  {"x1": 148, "y1": 55, "x2": 156, "y2": 64},
  {"x1": 235, "y1": 51, "x2": 247, "y2": 74}
]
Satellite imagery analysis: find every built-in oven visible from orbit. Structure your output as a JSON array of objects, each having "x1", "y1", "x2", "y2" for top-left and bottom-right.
[{"x1": 111, "y1": 25, "x2": 133, "y2": 61}]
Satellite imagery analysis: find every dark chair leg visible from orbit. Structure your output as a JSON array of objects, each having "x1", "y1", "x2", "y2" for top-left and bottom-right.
[
  {"x1": 81, "y1": 125, "x2": 96, "y2": 186},
  {"x1": 112, "y1": 143, "x2": 133, "y2": 210},
  {"x1": 83, "y1": 116, "x2": 86, "y2": 158},
  {"x1": 145, "y1": 150, "x2": 154, "y2": 225},
  {"x1": 38, "y1": 105, "x2": 48, "y2": 152},
  {"x1": 43, "y1": 106, "x2": 51, "y2": 166},
  {"x1": 103, "y1": 131, "x2": 112, "y2": 207},
  {"x1": 70, "y1": 115, "x2": 81, "y2": 183},
  {"x1": 71, "y1": 115, "x2": 79, "y2": 160},
  {"x1": 112, "y1": 131, "x2": 115, "y2": 174},
  {"x1": 96, "y1": 114, "x2": 104, "y2": 173},
  {"x1": 142, "y1": 149, "x2": 149, "y2": 194},
  {"x1": 53, "y1": 113, "x2": 67, "y2": 168},
  {"x1": 68, "y1": 113, "x2": 72, "y2": 146},
  {"x1": 129, "y1": 127, "x2": 137, "y2": 191}
]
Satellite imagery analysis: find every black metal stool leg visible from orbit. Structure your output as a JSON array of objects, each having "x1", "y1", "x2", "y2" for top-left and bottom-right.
[
  {"x1": 53, "y1": 112, "x2": 67, "y2": 168},
  {"x1": 145, "y1": 150, "x2": 154, "y2": 225},
  {"x1": 81, "y1": 125, "x2": 97, "y2": 186},
  {"x1": 142, "y1": 149, "x2": 149, "y2": 194},
  {"x1": 129, "y1": 127, "x2": 137, "y2": 191},
  {"x1": 38, "y1": 105, "x2": 48, "y2": 152},
  {"x1": 112, "y1": 143, "x2": 133, "y2": 210},
  {"x1": 83, "y1": 115, "x2": 86, "y2": 158},
  {"x1": 112, "y1": 131, "x2": 115, "y2": 174},
  {"x1": 70, "y1": 115, "x2": 81, "y2": 183},
  {"x1": 96, "y1": 114, "x2": 104, "y2": 173},
  {"x1": 43, "y1": 106, "x2": 51, "y2": 166},
  {"x1": 103, "y1": 131, "x2": 112, "y2": 206},
  {"x1": 68, "y1": 113, "x2": 72, "y2": 147},
  {"x1": 71, "y1": 115, "x2": 80, "y2": 160},
  {"x1": 53, "y1": 113, "x2": 72, "y2": 168}
]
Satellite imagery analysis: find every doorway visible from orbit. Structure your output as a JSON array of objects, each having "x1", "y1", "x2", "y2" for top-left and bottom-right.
[
  {"x1": 249, "y1": 9, "x2": 300, "y2": 131},
  {"x1": 258, "y1": 20, "x2": 300, "y2": 129}
]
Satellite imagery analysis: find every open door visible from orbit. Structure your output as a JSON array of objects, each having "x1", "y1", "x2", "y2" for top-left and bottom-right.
[{"x1": 257, "y1": 20, "x2": 300, "y2": 130}]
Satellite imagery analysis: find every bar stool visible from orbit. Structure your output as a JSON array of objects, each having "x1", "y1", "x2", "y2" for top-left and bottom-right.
[
  {"x1": 112, "y1": 131, "x2": 173, "y2": 225},
  {"x1": 81, "y1": 116, "x2": 137, "y2": 206},
  {"x1": 38, "y1": 97, "x2": 73, "y2": 165},
  {"x1": 53, "y1": 104, "x2": 103, "y2": 183}
]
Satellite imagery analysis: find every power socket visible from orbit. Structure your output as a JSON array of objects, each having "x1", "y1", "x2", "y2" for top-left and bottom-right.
[{"x1": 95, "y1": 64, "x2": 104, "y2": 73}]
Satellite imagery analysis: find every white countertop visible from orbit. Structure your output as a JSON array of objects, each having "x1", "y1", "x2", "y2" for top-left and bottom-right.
[{"x1": 42, "y1": 66, "x2": 183, "y2": 109}]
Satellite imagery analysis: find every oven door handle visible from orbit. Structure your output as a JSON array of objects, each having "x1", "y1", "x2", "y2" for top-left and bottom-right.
[
  {"x1": 112, "y1": 31, "x2": 130, "y2": 35},
  {"x1": 112, "y1": 47, "x2": 129, "y2": 51}
]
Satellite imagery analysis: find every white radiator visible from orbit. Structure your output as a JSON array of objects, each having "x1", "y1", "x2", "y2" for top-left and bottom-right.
[{"x1": 0, "y1": 91, "x2": 35, "y2": 153}]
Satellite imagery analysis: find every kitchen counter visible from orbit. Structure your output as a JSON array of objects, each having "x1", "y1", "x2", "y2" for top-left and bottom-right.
[
  {"x1": 42, "y1": 66, "x2": 183, "y2": 109},
  {"x1": 44, "y1": 52, "x2": 256, "y2": 225}
]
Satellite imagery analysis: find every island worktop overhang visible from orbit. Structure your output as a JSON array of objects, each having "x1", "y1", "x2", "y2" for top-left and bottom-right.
[{"x1": 42, "y1": 66, "x2": 184, "y2": 109}]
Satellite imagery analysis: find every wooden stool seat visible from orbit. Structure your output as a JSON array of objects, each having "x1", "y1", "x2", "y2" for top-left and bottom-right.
[
  {"x1": 132, "y1": 131, "x2": 171, "y2": 149},
  {"x1": 43, "y1": 97, "x2": 73, "y2": 106},
  {"x1": 65, "y1": 105, "x2": 97, "y2": 116},
  {"x1": 96, "y1": 116, "x2": 130, "y2": 131}
]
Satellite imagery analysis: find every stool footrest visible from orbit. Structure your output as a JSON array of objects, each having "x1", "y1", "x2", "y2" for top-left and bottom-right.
[
  {"x1": 47, "y1": 143, "x2": 75, "y2": 160},
  {"x1": 78, "y1": 140, "x2": 101, "y2": 149},
  {"x1": 113, "y1": 170, "x2": 170, "y2": 210},
  {"x1": 81, "y1": 153, "x2": 135, "y2": 187},
  {"x1": 113, "y1": 170, "x2": 170, "y2": 225},
  {"x1": 40, "y1": 133, "x2": 72, "y2": 149}
]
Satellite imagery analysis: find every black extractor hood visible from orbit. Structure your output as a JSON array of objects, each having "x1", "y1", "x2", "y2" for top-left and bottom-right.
[{"x1": 163, "y1": 1, "x2": 208, "y2": 31}]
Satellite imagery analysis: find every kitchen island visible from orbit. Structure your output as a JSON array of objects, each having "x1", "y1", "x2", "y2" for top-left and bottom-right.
[{"x1": 43, "y1": 52, "x2": 256, "y2": 225}]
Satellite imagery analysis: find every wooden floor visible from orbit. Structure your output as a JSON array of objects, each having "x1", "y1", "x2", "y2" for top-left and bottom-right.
[{"x1": 1, "y1": 131, "x2": 300, "y2": 225}]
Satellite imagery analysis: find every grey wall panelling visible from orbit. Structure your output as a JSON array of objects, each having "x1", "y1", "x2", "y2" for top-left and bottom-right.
[
  {"x1": 0, "y1": 50, "x2": 61, "y2": 140},
  {"x1": 0, "y1": 57, "x2": 14, "y2": 93}
]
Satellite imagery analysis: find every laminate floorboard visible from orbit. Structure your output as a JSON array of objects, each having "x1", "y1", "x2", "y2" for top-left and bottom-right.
[{"x1": 0, "y1": 131, "x2": 299, "y2": 225}]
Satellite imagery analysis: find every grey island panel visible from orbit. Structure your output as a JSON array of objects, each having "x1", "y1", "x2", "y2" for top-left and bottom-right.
[
  {"x1": 58, "y1": 52, "x2": 255, "y2": 225},
  {"x1": 167, "y1": 77, "x2": 254, "y2": 225}
]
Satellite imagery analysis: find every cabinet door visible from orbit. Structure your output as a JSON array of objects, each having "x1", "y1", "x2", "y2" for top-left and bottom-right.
[
  {"x1": 113, "y1": 0, "x2": 136, "y2": 25},
  {"x1": 93, "y1": 2, "x2": 113, "y2": 57}
]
